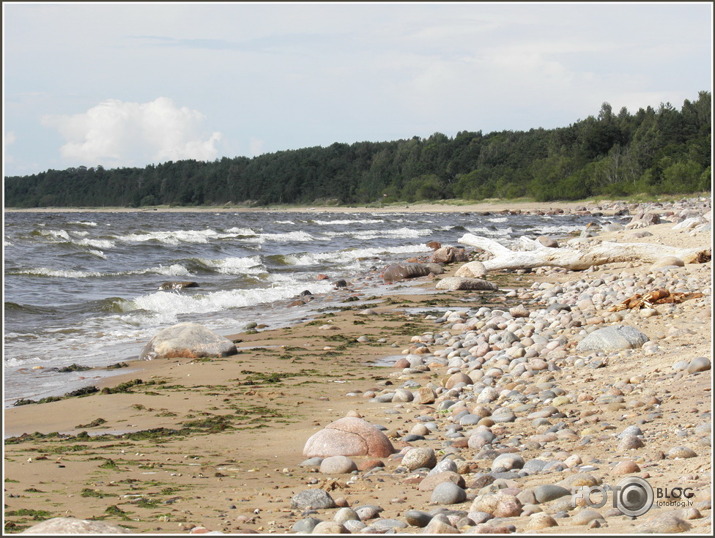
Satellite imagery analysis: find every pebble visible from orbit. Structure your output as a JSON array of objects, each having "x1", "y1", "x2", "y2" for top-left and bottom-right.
[
  {"x1": 533, "y1": 484, "x2": 571, "y2": 503},
  {"x1": 431, "y1": 481, "x2": 467, "y2": 505},
  {"x1": 401, "y1": 447, "x2": 437, "y2": 470},
  {"x1": 491, "y1": 453, "x2": 524, "y2": 472},
  {"x1": 618, "y1": 435, "x2": 645, "y2": 450},
  {"x1": 612, "y1": 460, "x2": 641, "y2": 474},
  {"x1": 319, "y1": 455, "x2": 357, "y2": 474},
  {"x1": 667, "y1": 446, "x2": 697, "y2": 459},
  {"x1": 636, "y1": 512, "x2": 692, "y2": 533},
  {"x1": 687, "y1": 357, "x2": 711, "y2": 373},
  {"x1": 572, "y1": 508, "x2": 605, "y2": 526},
  {"x1": 527, "y1": 512, "x2": 558, "y2": 529},
  {"x1": 404, "y1": 510, "x2": 433, "y2": 527}
]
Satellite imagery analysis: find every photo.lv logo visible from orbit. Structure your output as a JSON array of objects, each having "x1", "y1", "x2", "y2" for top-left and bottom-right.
[
  {"x1": 573, "y1": 477, "x2": 695, "y2": 517},
  {"x1": 574, "y1": 477, "x2": 654, "y2": 517}
]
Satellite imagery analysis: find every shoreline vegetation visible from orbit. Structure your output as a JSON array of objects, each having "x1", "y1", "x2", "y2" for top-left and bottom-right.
[
  {"x1": 3, "y1": 197, "x2": 712, "y2": 535},
  {"x1": 4, "y1": 92, "x2": 711, "y2": 209}
]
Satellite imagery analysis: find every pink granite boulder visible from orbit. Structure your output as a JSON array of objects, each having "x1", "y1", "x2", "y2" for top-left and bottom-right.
[{"x1": 303, "y1": 417, "x2": 395, "y2": 458}]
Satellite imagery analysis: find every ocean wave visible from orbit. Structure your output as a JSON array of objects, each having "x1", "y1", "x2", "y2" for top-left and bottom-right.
[
  {"x1": 68, "y1": 221, "x2": 98, "y2": 227},
  {"x1": 325, "y1": 227, "x2": 432, "y2": 240},
  {"x1": 194, "y1": 256, "x2": 265, "y2": 275},
  {"x1": 281, "y1": 244, "x2": 431, "y2": 267},
  {"x1": 11, "y1": 267, "x2": 104, "y2": 278},
  {"x1": 126, "y1": 280, "x2": 333, "y2": 318},
  {"x1": 311, "y1": 218, "x2": 385, "y2": 225},
  {"x1": 258, "y1": 231, "x2": 317, "y2": 242}
]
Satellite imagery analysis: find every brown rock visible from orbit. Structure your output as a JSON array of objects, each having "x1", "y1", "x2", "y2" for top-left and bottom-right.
[{"x1": 303, "y1": 417, "x2": 395, "y2": 458}]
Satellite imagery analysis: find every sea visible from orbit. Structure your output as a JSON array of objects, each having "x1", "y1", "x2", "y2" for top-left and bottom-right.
[{"x1": 3, "y1": 208, "x2": 625, "y2": 408}]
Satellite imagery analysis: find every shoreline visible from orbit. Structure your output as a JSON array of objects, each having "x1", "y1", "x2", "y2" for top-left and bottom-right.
[
  {"x1": 2, "y1": 199, "x2": 633, "y2": 215},
  {"x1": 3, "y1": 198, "x2": 712, "y2": 535}
]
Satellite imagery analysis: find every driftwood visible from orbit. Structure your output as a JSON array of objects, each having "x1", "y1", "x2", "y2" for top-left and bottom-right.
[
  {"x1": 608, "y1": 289, "x2": 704, "y2": 311},
  {"x1": 458, "y1": 233, "x2": 708, "y2": 272}
]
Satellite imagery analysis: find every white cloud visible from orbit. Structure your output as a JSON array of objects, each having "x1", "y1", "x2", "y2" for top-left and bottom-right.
[{"x1": 41, "y1": 97, "x2": 222, "y2": 167}]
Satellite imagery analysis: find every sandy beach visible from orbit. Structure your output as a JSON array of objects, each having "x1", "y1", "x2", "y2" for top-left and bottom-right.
[{"x1": 3, "y1": 198, "x2": 712, "y2": 535}]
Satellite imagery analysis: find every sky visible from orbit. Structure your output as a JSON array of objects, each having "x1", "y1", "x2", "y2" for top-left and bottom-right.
[{"x1": 2, "y1": 1, "x2": 713, "y2": 177}]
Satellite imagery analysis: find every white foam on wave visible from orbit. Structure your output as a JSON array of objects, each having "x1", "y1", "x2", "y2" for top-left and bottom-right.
[
  {"x1": 325, "y1": 227, "x2": 432, "y2": 240},
  {"x1": 69, "y1": 221, "x2": 98, "y2": 227},
  {"x1": 311, "y1": 218, "x2": 385, "y2": 225},
  {"x1": 141, "y1": 264, "x2": 192, "y2": 277},
  {"x1": 199, "y1": 256, "x2": 265, "y2": 275},
  {"x1": 466, "y1": 225, "x2": 514, "y2": 237},
  {"x1": 127, "y1": 280, "x2": 334, "y2": 319},
  {"x1": 15, "y1": 267, "x2": 103, "y2": 278},
  {"x1": 4, "y1": 356, "x2": 44, "y2": 368},
  {"x1": 283, "y1": 244, "x2": 431, "y2": 267},
  {"x1": 259, "y1": 230, "x2": 317, "y2": 242},
  {"x1": 487, "y1": 217, "x2": 509, "y2": 223}
]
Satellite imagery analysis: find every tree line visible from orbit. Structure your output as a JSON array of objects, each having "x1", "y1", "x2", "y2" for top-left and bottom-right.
[{"x1": 4, "y1": 91, "x2": 711, "y2": 208}]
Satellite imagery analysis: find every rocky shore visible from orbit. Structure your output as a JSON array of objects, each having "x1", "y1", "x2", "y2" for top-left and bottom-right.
[{"x1": 4, "y1": 197, "x2": 712, "y2": 535}]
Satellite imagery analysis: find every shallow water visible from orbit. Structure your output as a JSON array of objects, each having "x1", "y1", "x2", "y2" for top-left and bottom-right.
[{"x1": 3, "y1": 209, "x2": 618, "y2": 406}]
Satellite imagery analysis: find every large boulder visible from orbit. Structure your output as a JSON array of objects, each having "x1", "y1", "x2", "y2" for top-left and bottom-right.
[
  {"x1": 20, "y1": 517, "x2": 132, "y2": 534},
  {"x1": 139, "y1": 322, "x2": 238, "y2": 360},
  {"x1": 304, "y1": 417, "x2": 395, "y2": 458},
  {"x1": 382, "y1": 263, "x2": 441, "y2": 282},
  {"x1": 576, "y1": 325, "x2": 649, "y2": 353}
]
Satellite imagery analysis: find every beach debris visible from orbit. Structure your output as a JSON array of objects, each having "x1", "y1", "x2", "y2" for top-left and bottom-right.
[
  {"x1": 608, "y1": 289, "x2": 704, "y2": 311},
  {"x1": 303, "y1": 417, "x2": 395, "y2": 458},
  {"x1": 139, "y1": 322, "x2": 238, "y2": 360},
  {"x1": 458, "y1": 233, "x2": 708, "y2": 272}
]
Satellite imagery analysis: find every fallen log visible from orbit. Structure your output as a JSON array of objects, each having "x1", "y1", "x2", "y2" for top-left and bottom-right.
[{"x1": 458, "y1": 233, "x2": 708, "y2": 272}]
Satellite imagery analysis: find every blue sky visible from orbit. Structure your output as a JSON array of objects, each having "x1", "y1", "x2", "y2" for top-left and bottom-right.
[{"x1": 3, "y1": 1, "x2": 713, "y2": 177}]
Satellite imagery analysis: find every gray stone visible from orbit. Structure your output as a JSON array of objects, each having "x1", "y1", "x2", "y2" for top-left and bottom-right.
[
  {"x1": 667, "y1": 446, "x2": 697, "y2": 459},
  {"x1": 576, "y1": 325, "x2": 649, "y2": 353},
  {"x1": 431, "y1": 481, "x2": 467, "y2": 505},
  {"x1": 291, "y1": 488, "x2": 336, "y2": 510},
  {"x1": 291, "y1": 517, "x2": 322, "y2": 533},
  {"x1": 534, "y1": 484, "x2": 571, "y2": 503},
  {"x1": 523, "y1": 459, "x2": 548, "y2": 474},
  {"x1": 404, "y1": 510, "x2": 433, "y2": 527},
  {"x1": 370, "y1": 518, "x2": 408, "y2": 531},
  {"x1": 491, "y1": 452, "x2": 525, "y2": 472},
  {"x1": 687, "y1": 357, "x2": 711, "y2": 374},
  {"x1": 319, "y1": 455, "x2": 357, "y2": 474},
  {"x1": 139, "y1": 322, "x2": 237, "y2": 360}
]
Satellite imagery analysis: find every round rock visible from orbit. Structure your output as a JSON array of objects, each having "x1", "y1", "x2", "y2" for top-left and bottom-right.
[
  {"x1": 320, "y1": 455, "x2": 357, "y2": 474},
  {"x1": 291, "y1": 489, "x2": 336, "y2": 510},
  {"x1": 303, "y1": 417, "x2": 394, "y2": 458},
  {"x1": 431, "y1": 481, "x2": 467, "y2": 505},
  {"x1": 402, "y1": 447, "x2": 437, "y2": 470}
]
